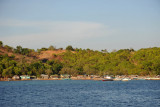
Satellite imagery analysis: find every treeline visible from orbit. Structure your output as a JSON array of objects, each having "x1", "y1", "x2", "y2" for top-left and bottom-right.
[
  {"x1": 0, "y1": 41, "x2": 160, "y2": 78},
  {"x1": 0, "y1": 41, "x2": 73, "y2": 56},
  {"x1": 60, "y1": 48, "x2": 160, "y2": 76},
  {"x1": 0, "y1": 41, "x2": 35, "y2": 57},
  {"x1": 0, "y1": 54, "x2": 62, "y2": 78}
]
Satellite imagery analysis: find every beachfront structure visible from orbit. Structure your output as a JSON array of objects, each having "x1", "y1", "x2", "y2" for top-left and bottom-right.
[
  {"x1": 76, "y1": 75, "x2": 85, "y2": 79},
  {"x1": 41, "y1": 74, "x2": 49, "y2": 79},
  {"x1": 60, "y1": 74, "x2": 70, "y2": 78},
  {"x1": 88, "y1": 75, "x2": 100, "y2": 78},
  {"x1": 50, "y1": 75, "x2": 59, "y2": 79},
  {"x1": 12, "y1": 75, "x2": 20, "y2": 80},
  {"x1": 20, "y1": 75, "x2": 30, "y2": 80},
  {"x1": 93, "y1": 75, "x2": 101, "y2": 78}
]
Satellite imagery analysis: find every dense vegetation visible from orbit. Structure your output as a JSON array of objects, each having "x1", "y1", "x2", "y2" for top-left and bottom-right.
[
  {"x1": 60, "y1": 48, "x2": 160, "y2": 76},
  {"x1": 0, "y1": 54, "x2": 63, "y2": 78},
  {"x1": 0, "y1": 41, "x2": 160, "y2": 78}
]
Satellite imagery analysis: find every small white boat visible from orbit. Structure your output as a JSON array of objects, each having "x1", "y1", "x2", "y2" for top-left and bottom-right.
[
  {"x1": 102, "y1": 76, "x2": 114, "y2": 81},
  {"x1": 122, "y1": 78, "x2": 131, "y2": 81}
]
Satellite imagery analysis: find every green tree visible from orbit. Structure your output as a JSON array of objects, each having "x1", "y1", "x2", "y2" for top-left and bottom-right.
[
  {"x1": 48, "y1": 45, "x2": 56, "y2": 50},
  {"x1": 14, "y1": 67, "x2": 21, "y2": 75},
  {"x1": 21, "y1": 48, "x2": 31, "y2": 55},
  {"x1": 45, "y1": 69, "x2": 52, "y2": 76},
  {"x1": 0, "y1": 41, "x2": 3, "y2": 47},
  {"x1": 4, "y1": 45, "x2": 13, "y2": 51},
  {"x1": 2, "y1": 66, "x2": 14, "y2": 78},
  {"x1": 66, "y1": 45, "x2": 74, "y2": 51},
  {"x1": 14, "y1": 46, "x2": 22, "y2": 54}
]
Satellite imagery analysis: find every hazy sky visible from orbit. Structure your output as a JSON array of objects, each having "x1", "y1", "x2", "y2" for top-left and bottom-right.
[{"x1": 0, "y1": 0, "x2": 160, "y2": 51}]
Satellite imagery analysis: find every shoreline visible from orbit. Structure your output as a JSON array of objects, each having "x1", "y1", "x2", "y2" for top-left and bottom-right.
[{"x1": 1, "y1": 77, "x2": 160, "y2": 81}]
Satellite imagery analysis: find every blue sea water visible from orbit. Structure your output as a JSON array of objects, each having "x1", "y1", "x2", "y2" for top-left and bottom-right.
[{"x1": 0, "y1": 80, "x2": 160, "y2": 107}]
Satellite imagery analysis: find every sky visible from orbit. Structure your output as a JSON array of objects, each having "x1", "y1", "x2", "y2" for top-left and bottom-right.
[{"x1": 0, "y1": 0, "x2": 160, "y2": 51}]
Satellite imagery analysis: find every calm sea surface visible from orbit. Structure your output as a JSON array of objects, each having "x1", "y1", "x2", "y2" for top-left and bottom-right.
[{"x1": 0, "y1": 80, "x2": 160, "y2": 107}]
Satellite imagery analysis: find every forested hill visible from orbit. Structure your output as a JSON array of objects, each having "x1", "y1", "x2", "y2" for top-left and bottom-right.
[{"x1": 0, "y1": 41, "x2": 160, "y2": 78}]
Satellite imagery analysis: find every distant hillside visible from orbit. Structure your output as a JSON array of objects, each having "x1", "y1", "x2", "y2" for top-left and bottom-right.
[
  {"x1": 38, "y1": 50, "x2": 66, "y2": 61},
  {"x1": 0, "y1": 41, "x2": 160, "y2": 78},
  {"x1": 0, "y1": 46, "x2": 67, "y2": 63},
  {"x1": 0, "y1": 46, "x2": 35, "y2": 63}
]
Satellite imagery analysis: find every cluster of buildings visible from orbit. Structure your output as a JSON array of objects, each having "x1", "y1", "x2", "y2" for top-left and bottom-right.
[
  {"x1": 11, "y1": 74, "x2": 102, "y2": 80},
  {"x1": 8, "y1": 74, "x2": 160, "y2": 81},
  {"x1": 11, "y1": 74, "x2": 59, "y2": 80}
]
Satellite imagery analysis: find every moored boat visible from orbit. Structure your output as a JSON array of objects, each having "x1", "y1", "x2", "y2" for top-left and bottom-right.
[
  {"x1": 102, "y1": 76, "x2": 114, "y2": 81},
  {"x1": 102, "y1": 79, "x2": 113, "y2": 81},
  {"x1": 122, "y1": 78, "x2": 131, "y2": 81}
]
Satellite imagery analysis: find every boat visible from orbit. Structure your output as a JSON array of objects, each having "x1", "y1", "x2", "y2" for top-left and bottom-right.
[
  {"x1": 102, "y1": 79, "x2": 113, "y2": 81},
  {"x1": 102, "y1": 76, "x2": 114, "y2": 81},
  {"x1": 122, "y1": 78, "x2": 131, "y2": 81}
]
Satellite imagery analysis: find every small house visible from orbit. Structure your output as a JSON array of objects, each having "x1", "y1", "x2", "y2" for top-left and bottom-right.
[
  {"x1": 41, "y1": 74, "x2": 49, "y2": 79},
  {"x1": 60, "y1": 74, "x2": 70, "y2": 78},
  {"x1": 20, "y1": 75, "x2": 30, "y2": 80},
  {"x1": 93, "y1": 75, "x2": 101, "y2": 78},
  {"x1": 76, "y1": 75, "x2": 86, "y2": 79},
  {"x1": 77, "y1": 75, "x2": 84, "y2": 79}
]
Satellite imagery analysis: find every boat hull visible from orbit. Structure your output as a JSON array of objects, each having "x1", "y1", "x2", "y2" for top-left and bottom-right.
[{"x1": 102, "y1": 79, "x2": 113, "y2": 81}]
